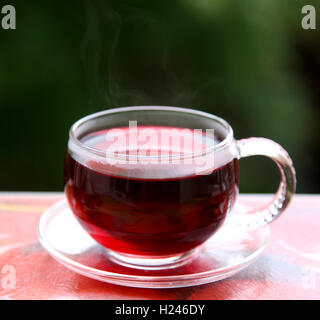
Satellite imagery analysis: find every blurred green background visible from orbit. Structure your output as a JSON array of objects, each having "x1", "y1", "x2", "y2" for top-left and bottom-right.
[{"x1": 0, "y1": 0, "x2": 319, "y2": 193}]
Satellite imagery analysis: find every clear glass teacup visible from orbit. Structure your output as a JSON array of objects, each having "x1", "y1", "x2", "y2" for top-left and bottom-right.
[{"x1": 64, "y1": 106, "x2": 296, "y2": 269}]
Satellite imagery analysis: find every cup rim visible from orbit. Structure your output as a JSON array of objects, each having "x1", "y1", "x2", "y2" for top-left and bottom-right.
[{"x1": 69, "y1": 106, "x2": 234, "y2": 160}]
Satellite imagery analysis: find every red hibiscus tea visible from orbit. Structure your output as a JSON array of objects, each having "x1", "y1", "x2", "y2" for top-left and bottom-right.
[{"x1": 64, "y1": 126, "x2": 240, "y2": 257}]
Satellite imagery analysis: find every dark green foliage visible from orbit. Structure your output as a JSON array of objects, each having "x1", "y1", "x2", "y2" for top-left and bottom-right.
[{"x1": 0, "y1": 0, "x2": 318, "y2": 192}]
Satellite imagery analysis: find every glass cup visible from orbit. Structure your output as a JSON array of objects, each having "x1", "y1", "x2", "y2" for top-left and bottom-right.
[{"x1": 64, "y1": 106, "x2": 296, "y2": 269}]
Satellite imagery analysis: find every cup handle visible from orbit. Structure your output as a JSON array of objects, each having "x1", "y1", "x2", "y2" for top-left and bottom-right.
[{"x1": 235, "y1": 137, "x2": 296, "y2": 229}]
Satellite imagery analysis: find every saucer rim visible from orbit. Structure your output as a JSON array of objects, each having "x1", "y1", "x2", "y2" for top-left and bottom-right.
[{"x1": 38, "y1": 198, "x2": 270, "y2": 286}]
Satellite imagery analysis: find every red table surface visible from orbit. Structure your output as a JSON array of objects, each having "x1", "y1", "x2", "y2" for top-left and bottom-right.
[{"x1": 0, "y1": 193, "x2": 319, "y2": 300}]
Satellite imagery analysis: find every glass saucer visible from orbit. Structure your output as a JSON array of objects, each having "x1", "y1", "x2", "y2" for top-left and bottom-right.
[{"x1": 38, "y1": 198, "x2": 270, "y2": 288}]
